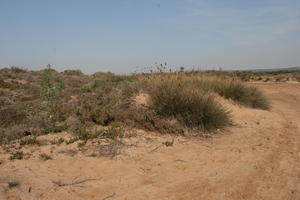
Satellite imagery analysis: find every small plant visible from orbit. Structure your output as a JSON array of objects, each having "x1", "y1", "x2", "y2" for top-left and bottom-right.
[
  {"x1": 99, "y1": 128, "x2": 123, "y2": 140},
  {"x1": 77, "y1": 141, "x2": 87, "y2": 148},
  {"x1": 10, "y1": 151, "x2": 24, "y2": 160},
  {"x1": 162, "y1": 139, "x2": 174, "y2": 147},
  {"x1": 127, "y1": 132, "x2": 137, "y2": 137},
  {"x1": 0, "y1": 79, "x2": 12, "y2": 89},
  {"x1": 89, "y1": 153, "x2": 97, "y2": 157},
  {"x1": 39, "y1": 153, "x2": 52, "y2": 161},
  {"x1": 65, "y1": 137, "x2": 79, "y2": 144},
  {"x1": 8, "y1": 181, "x2": 20, "y2": 188},
  {"x1": 20, "y1": 136, "x2": 38, "y2": 146},
  {"x1": 50, "y1": 137, "x2": 65, "y2": 145},
  {"x1": 80, "y1": 87, "x2": 92, "y2": 93},
  {"x1": 41, "y1": 124, "x2": 69, "y2": 134}
]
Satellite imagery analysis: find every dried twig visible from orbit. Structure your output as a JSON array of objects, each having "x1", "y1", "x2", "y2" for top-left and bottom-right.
[
  {"x1": 149, "y1": 144, "x2": 163, "y2": 153},
  {"x1": 52, "y1": 177, "x2": 101, "y2": 187},
  {"x1": 102, "y1": 192, "x2": 116, "y2": 200}
]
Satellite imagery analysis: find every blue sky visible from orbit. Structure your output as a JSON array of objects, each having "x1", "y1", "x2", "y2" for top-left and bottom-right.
[{"x1": 0, "y1": 0, "x2": 299, "y2": 74}]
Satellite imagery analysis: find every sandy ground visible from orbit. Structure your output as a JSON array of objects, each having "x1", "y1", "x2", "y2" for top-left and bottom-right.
[{"x1": 1, "y1": 82, "x2": 300, "y2": 200}]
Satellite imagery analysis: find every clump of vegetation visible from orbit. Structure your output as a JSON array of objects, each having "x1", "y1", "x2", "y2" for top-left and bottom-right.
[
  {"x1": 20, "y1": 136, "x2": 38, "y2": 146},
  {"x1": 75, "y1": 128, "x2": 123, "y2": 141},
  {"x1": 77, "y1": 141, "x2": 87, "y2": 148},
  {"x1": 149, "y1": 78, "x2": 230, "y2": 129},
  {"x1": 50, "y1": 137, "x2": 65, "y2": 145},
  {"x1": 40, "y1": 66, "x2": 64, "y2": 101},
  {"x1": 0, "y1": 66, "x2": 275, "y2": 143},
  {"x1": 10, "y1": 151, "x2": 24, "y2": 160},
  {"x1": 41, "y1": 124, "x2": 69, "y2": 134},
  {"x1": 65, "y1": 137, "x2": 79, "y2": 144},
  {"x1": 207, "y1": 79, "x2": 270, "y2": 109},
  {"x1": 39, "y1": 153, "x2": 52, "y2": 161},
  {"x1": 62, "y1": 70, "x2": 84, "y2": 76},
  {"x1": 162, "y1": 139, "x2": 174, "y2": 147},
  {"x1": 8, "y1": 181, "x2": 20, "y2": 188},
  {"x1": 0, "y1": 79, "x2": 13, "y2": 89}
]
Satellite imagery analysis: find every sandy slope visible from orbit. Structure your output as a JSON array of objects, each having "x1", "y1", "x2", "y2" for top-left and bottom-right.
[{"x1": 1, "y1": 82, "x2": 300, "y2": 200}]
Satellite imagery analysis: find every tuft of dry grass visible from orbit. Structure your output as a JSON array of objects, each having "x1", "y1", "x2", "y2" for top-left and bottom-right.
[
  {"x1": 204, "y1": 78, "x2": 270, "y2": 110},
  {"x1": 10, "y1": 151, "x2": 24, "y2": 160},
  {"x1": 20, "y1": 136, "x2": 38, "y2": 146},
  {"x1": 39, "y1": 153, "x2": 52, "y2": 161},
  {"x1": 149, "y1": 77, "x2": 231, "y2": 130}
]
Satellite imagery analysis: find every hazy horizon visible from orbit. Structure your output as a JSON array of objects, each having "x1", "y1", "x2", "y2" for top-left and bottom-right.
[{"x1": 1, "y1": 0, "x2": 300, "y2": 74}]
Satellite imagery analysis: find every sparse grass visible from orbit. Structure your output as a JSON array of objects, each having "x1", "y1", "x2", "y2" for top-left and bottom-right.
[
  {"x1": 0, "y1": 67, "x2": 274, "y2": 142},
  {"x1": 0, "y1": 79, "x2": 12, "y2": 89},
  {"x1": 41, "y1": 124, "x2": 69, "y2": 134},
  {"x1": 50, "y1": 137, "x2": 65, "y2": 145},
  {"x1": 126, "y1": 132, "x2": 137, "y2": 137},
  {"x1": 8, "y1": 181, "x2": 20, "y2": 188},
  {"x1": 65, "y1": 137, "x2": 79, "y2": 144},
  {"x1": 75, "y1": 128, "x2": 123, "y2": 141},
  {"x1": 20, "y1": 136, "x2": 38, "y2": 146},
  {"x1": 77, "y1": 141, "x2": 87, "y2": 148},
  {"x1": 62, "y1": 70, "x2": 84, "y2": 76},
  {"x1": 39, "y1": 153, "x2": 52, "y2": 161},
  {"x1": 80, "y1": 87, "x2": 92, "y2": 93},
  {"x1": 10, "y1": 151, "x2": 24, "y2": 160}
]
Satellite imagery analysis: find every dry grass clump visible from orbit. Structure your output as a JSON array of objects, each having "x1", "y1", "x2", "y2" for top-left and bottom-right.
[
  {"x1": 62, "y1": 69, "x2": 84, "y2": 76},
  {"x1": 149, "y1": 77, "x2": 231, "y2": 130},
  {"x1": 201, "y1": 78, "x2": 270, "y2": 110}
]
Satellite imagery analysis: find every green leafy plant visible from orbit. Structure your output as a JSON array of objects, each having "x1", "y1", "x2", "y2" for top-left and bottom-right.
[
  {"x1": 162, "y1": 139, "x2": 174, "y2": 147},
  {"x1": 8, "y1": 181, "x2": 20, "y2": 188}
]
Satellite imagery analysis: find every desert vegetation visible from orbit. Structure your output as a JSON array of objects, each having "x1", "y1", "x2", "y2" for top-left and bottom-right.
[{"x1": 0, "y1": 66, "x2": 276, "y2": 144}]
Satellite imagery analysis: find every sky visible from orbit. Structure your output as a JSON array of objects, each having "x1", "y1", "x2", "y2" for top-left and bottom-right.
[{"x1": 0, "y1": 0, "x2": 299, "y2": 74}]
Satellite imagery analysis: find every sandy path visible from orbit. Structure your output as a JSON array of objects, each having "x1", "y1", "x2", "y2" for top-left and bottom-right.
[{"x1": 1, "y1": 82, "x2": 300, "y2": 200}]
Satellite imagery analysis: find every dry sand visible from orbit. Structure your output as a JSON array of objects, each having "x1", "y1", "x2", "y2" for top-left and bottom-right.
[{"x1": 1, "y1": 82, "x2": 300, "y2": 200}]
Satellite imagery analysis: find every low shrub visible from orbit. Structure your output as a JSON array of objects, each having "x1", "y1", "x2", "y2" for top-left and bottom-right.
[
  {"x1": 210, "y1": 80, "x2": 270, "y2": 109},
  {"x1": 39, "y1": 153, "x2": 52, "y2": 161},
  {"x1": 20, "y1": 136, "x2": 38, "y2": 146},
  {"x1": 149, "y1": 78, "x2": 230, "y2": 130},
  {"x1": 0, "y1": 80, "x2": 12, "y2": 89},
  {"x1": 41, "y1": 124, "x2": 69, "y2": 134},
  {"x1": 63, "y1": 70, "x2": 84, "y2": 76},
  {"x1": 8, "y1": 181, "x2": 20, "y2": 188},
  {"x1": 10, "y1": 151, "x2": 24, "y2": 160}
]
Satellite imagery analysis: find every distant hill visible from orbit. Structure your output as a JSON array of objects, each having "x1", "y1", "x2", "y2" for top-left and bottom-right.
[{"x1": 249, "y1": 66, "x2": 300, "y2": 72}]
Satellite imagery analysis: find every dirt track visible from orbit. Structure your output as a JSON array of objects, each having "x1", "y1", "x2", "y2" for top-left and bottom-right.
[{"x1": 1, "y1": 82, "x2": 300, "y2": 200}]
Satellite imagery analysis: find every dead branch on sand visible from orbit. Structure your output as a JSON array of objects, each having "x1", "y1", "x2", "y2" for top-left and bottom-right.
[{"x1": 52, "y1": 177, "x2": 101, "y2": 187}]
